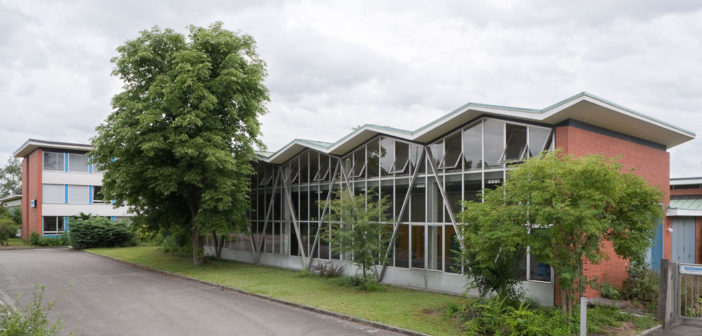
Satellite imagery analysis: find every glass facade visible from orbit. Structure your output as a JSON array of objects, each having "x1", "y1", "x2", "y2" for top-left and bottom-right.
[{"x1": 237, "y1": 117, "x2": 554, "y2": 281}]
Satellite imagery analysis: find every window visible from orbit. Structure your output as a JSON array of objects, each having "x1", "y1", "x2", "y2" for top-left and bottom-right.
[
  {"x1": 483, "y1": 119, "x2": 505, "y2": 168},
  {"x1": 68, "y1": 185, "x2": 90, "y2": 204},
  {"x1": 428, "y1": 143, "x2": 444, "y2": 169},
  {"x1": 529, "y1": 254, "x2": 551, "y2": 282},
  {"x1": 409, "y1": 144, "x2": 424, "y2": 174},
  {"x1": 395, "y1": 224, "x2": 410, "y2": 267},
  {"x1": 43, "y1": 184, "x2": 64, "y2": 204},
  {"x1": 367, "y1": 139, "x2": 380, "y2": 178},
  {"x1": 92, "y1": 186, "x2": 105, "y2": 203},
  {"x1": 352, "y1": 148, "x2": 366, "y2": 178},
  {"x1": 289, "y1": 159, "x2": 300, "y2": 184},
  {"x1": 258, "y1": 165, "x2": 273, "y2": 186},
  {"x1": 410, "y1": 183, "x2": 425, "y2": 222},
  {"x1": 440, "y1": 132, "x2": 462, "y2": 169},
  {"x1": 392, "y1": 141, "x2": 410, "y2": 174},
  {"x1": 427, "y1": 226, "x2": 442, "y2": 270},
  {"x1": 43, "y1": 152, "x2": 64, "y2": 171},
  {"x1": 68, "y1": 153, "x2": 90, "y2": 172},
  {"x1": 528, "y1": 127, "x2": 551, "y2": 157},
  {"x1": 411, "y1": 225, "x2": 425, "y2": 268},
  {"x1": 462, "y1": 123, "x2": 482, "y2": 170},
  {"x1": 464, "y1": 173, "x2": 482, "y2": 202},
  {"x1": 313, "y1": 155, "x2": 330, "y2": 181},
  {"x1": 445, "y1": 225, "x2": 461, "y2": 273},
  {"x1": 379, "y1": 138, "x2": 394, "y2": 176},
  {"x1": 43, "y1": 216, "x2": 65, "y2": 234},
  {"x1": 502, "y1": 124, "x2": 527, "y2": 163}
]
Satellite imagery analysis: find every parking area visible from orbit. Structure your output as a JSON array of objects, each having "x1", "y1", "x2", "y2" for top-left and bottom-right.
[{"x1": 0, "y1": 248, "x2": 402, "y2": 336}]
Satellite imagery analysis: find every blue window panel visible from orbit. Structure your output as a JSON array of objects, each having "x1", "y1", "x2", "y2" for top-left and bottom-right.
[
  {"x1": 64, "y1": 153, "x2": 69, "y2": 172},
  {"x1": 89, "y1": 156, "x2": 93, "y2": 173},
  {"x1": 64, "y1": 184, "x2": 68, "y2": 204},
  {"x1": 89, "y1": 186, "x2": 93, "y2": 204},
  {"x1": 111, "y1": 216, "x2": 116, "y2": 221},
  {"x1": 650, "y1": 217, "x2": 664, "y2": 272}
]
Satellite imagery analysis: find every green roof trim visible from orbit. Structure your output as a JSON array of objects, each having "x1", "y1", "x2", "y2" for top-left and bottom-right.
[{"x1": 670, "y1": 198, "x2": 702, "y2": 211}]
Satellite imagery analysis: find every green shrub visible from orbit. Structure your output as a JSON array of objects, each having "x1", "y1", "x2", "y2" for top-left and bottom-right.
[
  {"x1": 27, "y1": 232, "x2": 69, "y2": 247},
  {"x1": 332, "y1": 274, "x2": 384, "y2": 291},
  {"x1": 312, "y1": 261, "x2": 345, "y2": 278},
  {"x1": 160, "y1": 231, "x2": 191, "y2": 256},
  {"x1": 462, "y1": 296, "x2": 572, "y2": 336},
  {"x1": 0, "y1": 285, "x2": 66, "y2": 336},
  {"x1": 69, "y1": 217, "x2": 135, "y2": 249},
  {"x1": 622, "y1": 258, "x2": 658, "y2": 311},
  {"x1": 597, "y1": 281, "x2": 621, "y2": 300},
  {"x1": 0, "y1": 217, "x2": 19, "y2": 245}
]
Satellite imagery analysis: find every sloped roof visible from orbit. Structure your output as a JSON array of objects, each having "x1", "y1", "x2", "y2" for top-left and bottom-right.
[
  {"x1": 668, "y1": 197, "x2": 702, "y2": 217},
  {"x1": 257, "y1": 92, "x2": 696, "y2": 164}
]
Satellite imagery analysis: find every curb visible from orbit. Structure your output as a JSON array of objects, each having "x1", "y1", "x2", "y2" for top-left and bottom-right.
[
  {"x1": 83, "y1": 250, "x2": 427, "y2": 336},
  {"x1": 636, "y1": 324, "x2": 661, "y2": 336}
]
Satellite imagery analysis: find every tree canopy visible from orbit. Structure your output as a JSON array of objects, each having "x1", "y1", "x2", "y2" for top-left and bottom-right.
[
  {"x1": 92, "y1": 22, "x2": 269, "y2": 264},
  {"x1": 458, "y1": 150, "x2": 663, "y2": 313},
  {"x1": 0, "y1": 157, "x2": 21, "y2": 197}
]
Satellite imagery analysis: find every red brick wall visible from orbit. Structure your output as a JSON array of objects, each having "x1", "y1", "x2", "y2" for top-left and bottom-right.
[
  {"x1": 555, "y1": 125, "x2": 670, "y2": 299},
  {"x1": 21, "y1": 149, "x2": 42, "y2": 239}
]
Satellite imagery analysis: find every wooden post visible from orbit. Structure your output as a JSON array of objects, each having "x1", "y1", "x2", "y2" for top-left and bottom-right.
[{"x1": 658, "y1": 259, "x2": 679, "y2": 329}]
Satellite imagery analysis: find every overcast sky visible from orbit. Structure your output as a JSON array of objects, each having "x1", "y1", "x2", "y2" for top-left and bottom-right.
[{"x1": 1, "y1": 1, "x2": 701, "y2": 177}]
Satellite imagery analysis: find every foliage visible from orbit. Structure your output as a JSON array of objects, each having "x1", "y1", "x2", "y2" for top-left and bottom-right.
[
  {"x1": 0, "y1": 157, "x2": 21, "y2": 198},
  {"x1": 68, "y1": 216, "x2": 135, "y2": 249},
  {"x1": 332, "y1": 274, "x2": 384, "y2": 291},
  {"x1": 321, "y1": 189, "x2": 393, "y2": 284},
  {"x1": 585, "y1": 305, "x2": 629, "y2": 334},
  {"x1": 28, "y1": 233, "x2": 69, "y2": 247},
  {"x1": 91, "y1": 22, "x2": 269, "y2": 265},
  {"x1": 311, "y1": 261, "x2": 346, "y2": 278},
  {"x1": 0, "y1": 285, "x2": 66, "y2": 336},
  {"x1": 8, "y1": 207, "x2": 21, "y2": 228},
  {"x1": 458, "y1": 150, "x2": 663, "y2": 314},
  {"x1": 622, "y1": 258, "x2": 659, "y2": 311},
  {"x1": 455, "y1": 296, "x2": 572, "y2": 336},
  {"x1": 160, "y1": 230, "x2": 192, "y2": 256},
  {"x1": 595, "y1": 282, "x2": 621, "y2": 300},
  {"x1": 0, "y1": 217, "x2": 19, "y2": 245}
]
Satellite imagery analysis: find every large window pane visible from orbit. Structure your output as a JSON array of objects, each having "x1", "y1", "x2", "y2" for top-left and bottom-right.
[
  {"x1": 445, "y1": 174, "x2": 462, "y2": 221},
  {"x1": 428, "y1": 143, "x2": 444, "y2": 169},
  {"x1": 380, "y1": 181, "x2": 393, "y2": 219},
  {"x1": 484, "y1": 119, "x2": 504, "y2": 168},
  {"x1": 514, "y1": 248, "x2": 527, "y2": 281},
  {"x1": 463, "y1": 123, "x2": 482, "y2": 170},
  {"x1": 409, "y1": 144, "x2": 424, "y2": 175},
  {"x1": 299, "y1": 190, "x2": 309, "y2": 221},
  {"x1": 411, "y1": 225, "x2": 425, "y2": 268},
  {"x1": 42, "y1": 216, "x2": 64, "y2": 234},
  {"x1": 43, "y1": 184, "x2": 64, "y2": 204},
  {"x1": 392, "y1": 141, "x2": 409, "y2": 174},
  {"x1": 93, "y1": 186, "x2": 105, "y2": 204},
  {"x1": 68, "y1": 153, "x2": 89, "y2": 172},
  {"x1": 445, "y1": 225, "x2": 461, "y2": 273},
  {"x1": 319, "y1": 222, "x2": 330, "y2": 259},
  {"x1": 395, "y1": 180, "x2": 409, "y2": 222},
  {"x1": 427, "y1": 226, "x2": 442, "y2": 270},
  {"x1": 464, "y1": 173, "x2": 482, "y2": 202},
  {"x1": 528, "y1": 127, "x2": 551, "y2": 157},
  {"x1": 314, "y1": 154, "x2": 330, "y2": 181},
  {"x1": 504, "y1": 124, "x2": 527, "y2": 162},
  {"x1": 299, "y1": 151, "x2": 309, "y2": 184},
  {"x1": 442, "y1": 132, "x2": 462, "y2": 169},
  {"x1": 379, "y1": 137, "x2": 394, "y2": 176},
  {"x1": 367, "y1": 139, "x2": 380, "y2": 178},
  {"x1": 395, "y1": 224, "x2": 409, "y2": 268},
  {"x1": 310, "y1": 223, "x2": 319, "y2": 258},
  {"x1": 410, "y1": 183, "x2": 425, "y2": 222},
  {"x1": 353, "y1": 148, "x2": 366, "y2": 178},
  {"x1": 43, "y1": 152, "x2": 64, "y2": 171},
  {"x1": 288, "y1": 159, "x2": 299, "y2": 184},
  {"x1": 265, "y1": 222, "x2": 273, "y2": 253}
]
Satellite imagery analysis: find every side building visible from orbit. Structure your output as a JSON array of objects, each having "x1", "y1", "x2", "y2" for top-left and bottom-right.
[
  {"x1": 208, "y1": 92, "x2": 694, "y2": 306},
  {"x1": 13, "y1": 139, "x2": 131, "y2": 238},
  {"x1": 667, "y1": 177, "x2": 702, "y2": 264}
]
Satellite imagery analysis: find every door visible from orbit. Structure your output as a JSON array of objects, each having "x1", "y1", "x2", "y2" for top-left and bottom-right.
[{"x1": 672, "y1": 218, "x2": 696, "y2": 264}]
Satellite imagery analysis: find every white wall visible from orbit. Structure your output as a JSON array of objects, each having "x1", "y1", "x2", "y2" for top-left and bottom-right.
[
  {"x1": 42, "y1": 203, "x2": 130, "y2": 217},
  {"x1": 43, "y1": 171, "x2": 103, "y2": 186}
]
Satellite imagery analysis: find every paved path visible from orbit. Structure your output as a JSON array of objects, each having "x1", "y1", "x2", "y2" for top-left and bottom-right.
[
  {"x1": 657, "y1": 319, "x2": 702, "y2": 335},
  {"x1": 0, "y1": 249, "x2": 403, "y2": 336}
]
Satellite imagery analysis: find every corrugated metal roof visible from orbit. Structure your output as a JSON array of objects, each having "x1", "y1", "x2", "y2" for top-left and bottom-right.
[{"x1": 670, "y1": 198, "x2": 702, "y2": 211}]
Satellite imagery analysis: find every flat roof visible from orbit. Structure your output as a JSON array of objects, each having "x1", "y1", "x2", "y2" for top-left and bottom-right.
[
  {"x1": 0, "y1": 194, "x2": 21, "y2": 203},
  {"x1": 671, "y1": 177, "x2": 702, "y2": 186},
  {"x1": 14, "y1": 139, "x2": 92, "y2": 158},
  {"x1": 257, "y1": 92, "x2": 696, "y2": 164}
]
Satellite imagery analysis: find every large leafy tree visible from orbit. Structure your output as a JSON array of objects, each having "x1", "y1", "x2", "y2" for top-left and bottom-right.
[
  {"x1": 92, "y1": 22, "x2": 269, "y2": 265},
  {"x1": 0, "y1": 157, "x2": 21, "y2": 197},
  {"x1": 458, "y1": 150, "x2": 663, "y2": 314}
]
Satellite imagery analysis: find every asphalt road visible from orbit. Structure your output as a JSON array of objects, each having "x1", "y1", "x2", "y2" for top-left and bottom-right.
[{"x1": 0, "y1": 248, "x2": 403, "y2": 336}]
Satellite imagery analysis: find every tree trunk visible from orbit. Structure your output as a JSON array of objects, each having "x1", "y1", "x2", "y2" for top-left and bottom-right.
[
  {"x1": 192, "y1": 225, "x2": 205, "y2": 265},
  {"x1": 561, "y1": 289, "x2": 567, "y2": 315},
  {"x1": 212, "y1": 231, "x2": 224, "y2": 259}
]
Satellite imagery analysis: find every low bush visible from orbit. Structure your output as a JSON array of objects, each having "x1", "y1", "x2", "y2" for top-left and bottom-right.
[
  {"x1": 0, "y1": 285, "x2": 65, "y2": 336},
  {"x1": 28, "y1": 232, "x2": 69, "y2": 247},
  {"x1": 595, "y1": 281, "x2": 621, "y2": 300},
  {"x1": 160, "y1": 231, "x2": 191, "y2": 256},
  {"x1": 622, "y1": 258, "x2": 658, "y2": 311},
  {"x1": 312, "y1": 261, "x2": 345, "y2": 278},
  {"x1": 461, "y1": 296, "x2": 572, "y2": 336},
  {"x1": 332, "y1": 274, "x2": 384, "y2": 291},
  {"x1": 0, "y1": 217, "x2": 19, "y2": 245},
  {"x1": 69, "y1": 217, "x2": 135, "y2": 249}
]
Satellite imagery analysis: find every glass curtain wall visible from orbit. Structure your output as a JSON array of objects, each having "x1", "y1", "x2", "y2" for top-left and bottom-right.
[{"x1": 243, "y1": 117, "x2": 553, "y2": 282}]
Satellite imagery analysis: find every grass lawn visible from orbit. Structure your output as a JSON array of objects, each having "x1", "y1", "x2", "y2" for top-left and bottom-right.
[
  {"x1": 87, "y1": 246, "x2": 465, "y2": 335},
  {"x1": 2, "y1": 237, "x2": 32, "y2": 248}
]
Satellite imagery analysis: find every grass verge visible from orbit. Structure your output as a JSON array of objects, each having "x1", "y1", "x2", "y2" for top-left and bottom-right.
[{"x1": 87, "y1": 246, "x2": 464, "y2": 335}]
